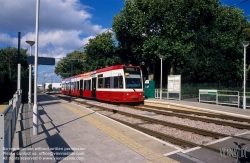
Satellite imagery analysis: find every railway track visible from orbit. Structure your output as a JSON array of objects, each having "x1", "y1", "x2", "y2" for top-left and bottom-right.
[
  {"x1": 55, "y1": 95, "x2": 250, "y2": 150},
  {"x1": 141, "y1": 104, "x2": 250, "y2": 123},
  {"x1": 127, "y1": 105, "x2": 250, "y2": 130}
]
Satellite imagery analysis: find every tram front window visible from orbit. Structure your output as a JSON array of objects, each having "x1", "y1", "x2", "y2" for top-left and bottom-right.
[
  {"x1": 125, "y1": 74, "x2": 142, "y2": 89},
  {"x1": 123, "y1": 67, "x2": 142, "y2": 89}
]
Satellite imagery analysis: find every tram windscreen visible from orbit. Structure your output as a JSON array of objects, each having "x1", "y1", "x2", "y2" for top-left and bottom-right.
[{"x1": 124, "y1": 67, "x2": 142, "y2": 89}]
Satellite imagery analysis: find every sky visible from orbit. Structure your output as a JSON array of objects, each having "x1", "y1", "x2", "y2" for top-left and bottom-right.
[{"x1": 0, "y1": 0, "x2": 249, "y2": 84}]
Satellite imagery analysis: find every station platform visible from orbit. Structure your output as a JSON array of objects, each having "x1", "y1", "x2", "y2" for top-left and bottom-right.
[
  {"x1": 144, "y1": 98, "x2": 250, "y2": 118},
  {"x1": 10, "y1": 94, "x2": 180, "y2": 163}
]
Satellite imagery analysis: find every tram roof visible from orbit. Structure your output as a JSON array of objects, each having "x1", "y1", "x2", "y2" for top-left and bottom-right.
[{"x1": 62, "y1": 65, "x2": 141, "y2": 80}]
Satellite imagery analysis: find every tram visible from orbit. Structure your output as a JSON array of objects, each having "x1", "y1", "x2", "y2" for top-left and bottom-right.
[{"x1": 61, "y1": 65, "x2": 144, "y2": 103}]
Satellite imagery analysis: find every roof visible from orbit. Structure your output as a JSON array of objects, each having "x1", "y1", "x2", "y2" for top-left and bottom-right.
[{"x1": 62, "y1": 64, "x2": 141, "y2": 80}]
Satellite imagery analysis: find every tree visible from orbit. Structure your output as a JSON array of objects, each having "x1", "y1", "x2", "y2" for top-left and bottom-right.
[
  {"x1": 112, "y1": 0, "x2": 250, "y2": 82},
  {"x1": 48, "y1": 84, "x2": 52, "y2": 91},
  {"x1": 55, "y1": 51, "x2": 86, "y2": 78},
  {"x1": 180, "y1": 4, "x2": 250, "y2": 82},
  {"x1": 112, "y1": 0, "x2": 195, "y2": 78},
  {"x1": 0, "y1": 47, "x2": 29, "y2": 83},
  {"x1": 84, "y1": 32, "x2": 121, "y2": 71}
]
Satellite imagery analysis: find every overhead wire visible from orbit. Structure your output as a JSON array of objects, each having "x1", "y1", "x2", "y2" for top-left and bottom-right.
[{"x1": 231, "y1": 0, "x2": 249, "y2": 7}]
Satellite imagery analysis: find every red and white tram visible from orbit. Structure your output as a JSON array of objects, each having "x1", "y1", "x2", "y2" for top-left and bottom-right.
[{"x1": 61, "y1": 65, "x2": 144, "y2": 103}]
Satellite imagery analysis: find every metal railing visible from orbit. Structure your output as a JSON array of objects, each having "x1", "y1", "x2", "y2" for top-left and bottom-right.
[
  {"x1": 155, "y1": 89, "x2": 181, "y2": 100},
  {"x1": 155, "y1": 89, "x2": 168, "y2": 99},
  {"x1": 199, "y1": 89, "x2": 240, "y2": 108},
  {"x1": 0, "y1": 90, "x2": 22, "y2": 163}
]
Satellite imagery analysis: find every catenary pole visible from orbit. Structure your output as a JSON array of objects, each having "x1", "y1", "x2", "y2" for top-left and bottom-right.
[{"x1": 17, "y1": 32, "x2": 21, "y2": 91}]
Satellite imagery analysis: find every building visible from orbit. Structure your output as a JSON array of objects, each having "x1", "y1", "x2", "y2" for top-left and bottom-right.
[{"x1": 44, "y1": 83, "x2": 62, "y2": 90}]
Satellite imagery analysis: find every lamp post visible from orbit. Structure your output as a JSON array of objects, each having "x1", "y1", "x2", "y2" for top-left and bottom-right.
[
  {"x1": 158, "y1": 55, "x2": 164, "y2": 99},
  {"x1": 33, "y1": 0, "x2": 40, "y2": 135},
  {"x1": 241, "y1": 41, "x2": 250, "y2": 110},
  {"x1": 26, "y1": 41, "x2": 35, "y2": 105}
]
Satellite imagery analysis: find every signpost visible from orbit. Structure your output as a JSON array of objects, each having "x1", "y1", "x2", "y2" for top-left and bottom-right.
[{"x1": 27, "y1": 56, "x2": 55, "y2": 65}]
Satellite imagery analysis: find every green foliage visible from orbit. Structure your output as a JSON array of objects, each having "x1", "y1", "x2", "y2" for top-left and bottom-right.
[
  {"x1": 181, "y1": 82, "x2": 250, "y2": 99},
  {"x1": 112, "y1": 0, "x2": 250, "y2": 82},
  {"x1": 84, "y1": 32, "x2": 121, "y2": 71},
  {"x1": 181, "y1": 4, "x2": 250, "y2": 82},
  {"x1": 55, "y1": 32, "x2": 121, "y2": 78},
  {"x1": 0, "y1": 47, "x2": 29, "y2": 83},
  {"x1": 48, "y1": 84, "x2": 52, "y2": 91},
  {"x1": 55, "y1": 51, "x2": 86, "y2": 78},
  {"x1": 112, "y1": 0, "x2": 196, "y2": 74}
]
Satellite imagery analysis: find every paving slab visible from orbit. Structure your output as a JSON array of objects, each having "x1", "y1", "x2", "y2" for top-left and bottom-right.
[{"x1": 9, "y1": 94, "x2": 179, "y2": 163}]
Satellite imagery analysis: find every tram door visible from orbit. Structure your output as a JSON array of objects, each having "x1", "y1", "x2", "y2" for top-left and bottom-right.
[
  {"x1": 80, "y1": 80, "x2": 83, "y2": 96},
  {"x1": 92, "y1": 78, "x2": 96, "y2": 98}
]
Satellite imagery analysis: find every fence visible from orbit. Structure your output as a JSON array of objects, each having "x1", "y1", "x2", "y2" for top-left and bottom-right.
[
  {"x1": 199, "y1": 89, "x2": 240, "y2": 107},
  {"x1": 155, "y1": 89, "x2": 181, "y2": 100},
  {"x1": 0, "y1": 90, "x2": 22, "y2": 163},
  {"x1": 155, "y1": 89, "x2": 167, "y2": 99}
]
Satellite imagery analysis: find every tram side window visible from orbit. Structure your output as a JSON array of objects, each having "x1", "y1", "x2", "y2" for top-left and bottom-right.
[
  {"x1": 88, "y1": 80, "x2": 91, "y2": 90},
  {"x1": 104, "y1": 77, "x2": 110, "y2": 88},
  {"x1": 110, "y1": 77, "x2": 114, "y2": 88},
  {"x1": 75, "y1": 82, "x2": 78, "y2": 90},
  {"x1": 114, "y1": 76, "x2": 123, "y2": 88},
  {"x1": 98, "y1": 78, "x2": 104, "y2": 88},
  {"x1": 84, "y1": 80, "x2": 90, "y2": 90}
]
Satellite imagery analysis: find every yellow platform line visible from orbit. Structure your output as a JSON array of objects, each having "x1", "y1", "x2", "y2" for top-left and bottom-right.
[{"x1": 60, "y1": 102, "x2": 178, "y2": 163}]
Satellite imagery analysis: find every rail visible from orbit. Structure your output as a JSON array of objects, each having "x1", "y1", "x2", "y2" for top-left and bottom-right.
[{"x1": 0, "y1": 90, "x2": 22, "y2": 163}]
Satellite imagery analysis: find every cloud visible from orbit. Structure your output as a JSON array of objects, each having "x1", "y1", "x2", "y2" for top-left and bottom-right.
[
  {"x1": 38, "y1": 67, "x2": 62, "y2": 83},
  {"x1": 0, "y1": 0, "x2": 101, "y2": 34},
  {"x1": 22, "y1": 30, "x2": 95, "y2": 58},
  {"x1": 0, "y1": 0, "x2": 109, "y2": 84},
  {"x1": 0, "y1": 0, "x2": 106, "y2": 58},
  {"x1": 0, "y1": 33, "x2": 16, "y2": 46}
]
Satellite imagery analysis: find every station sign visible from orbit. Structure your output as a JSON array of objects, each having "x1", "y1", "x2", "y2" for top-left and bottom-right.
[
  {"x1": 168, "y1": 75, "x2": 181, "y2": 92},
  {"x1": 27, "y1": 56, "x2": 55, "y2": 65}
]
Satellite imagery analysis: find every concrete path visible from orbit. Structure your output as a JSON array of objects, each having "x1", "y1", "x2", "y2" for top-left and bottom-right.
[{"x1": 10, "y1": 94, "x2": 179, "y2": 163}]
